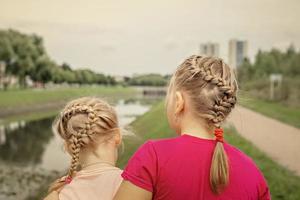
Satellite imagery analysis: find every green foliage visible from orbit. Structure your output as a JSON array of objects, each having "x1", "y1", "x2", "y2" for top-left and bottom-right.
[
  {"x1": 239, "y1": 93, "x2": 300, "y2": 128},
  {"x1": 126, "y1": 73, "x2": 168, "y2": 86},
  {"x1": 238, "y1": 45, "x2": 300, "y2": 81},
  {"x1": 0, "y1": 29, "x2": 116, "y2": 87},
  {"x1": 238, "y1": 45, "x2": 300, "y2": 106}
]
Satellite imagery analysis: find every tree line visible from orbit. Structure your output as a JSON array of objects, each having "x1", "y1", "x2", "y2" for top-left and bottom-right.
[
  {"x1": 238, "y1": 45, "x2": 300, "y2": 106},
  {"x1": 0, "y1": 29, "x2": 116, "y2": 88},
  {"x1": 126, "y1": 73, "x2": 170, "y2": 86},
  {"x1": 238, "y1": 45, "x2": 300, "y2": 82}
]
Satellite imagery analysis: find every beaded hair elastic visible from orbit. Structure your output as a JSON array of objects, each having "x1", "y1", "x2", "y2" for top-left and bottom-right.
[{"x1": 214, "y1": 128, "x2": 224, "y2": 143}]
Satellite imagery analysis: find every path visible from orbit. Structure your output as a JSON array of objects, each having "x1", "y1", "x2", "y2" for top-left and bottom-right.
[{"x1": 227, "y1": 105, "x2": 300, "y2": 176}]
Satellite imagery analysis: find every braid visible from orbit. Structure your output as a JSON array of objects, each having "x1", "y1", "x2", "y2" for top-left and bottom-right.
[
  {"x1": 68, "y1": 134, "x2": 80, "y2": 176},
  {"x1": 190, "y1": 55, "x2": 237, "y2": 128},
  {"x1": 61, "y1": 103, "x2": 99, "y2": 177}
]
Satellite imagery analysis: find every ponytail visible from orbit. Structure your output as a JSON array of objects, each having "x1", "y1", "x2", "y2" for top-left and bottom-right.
[{"x1": 209, "y1": 128, "x2": 229, "y2": 194}]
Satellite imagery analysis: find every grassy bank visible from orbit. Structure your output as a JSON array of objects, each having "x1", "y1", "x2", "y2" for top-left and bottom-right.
[
  {"x1": 118, "y1": 101, "x2": 300, "y2": 200},
  {"x1": 239, "y1": 94, "x2": 300, "y2": 128},
  {"x1": 0, "y1": 86, "x2": 135, "y2": 108},
  {"x1": 0, "y1": 86, "x2": 136, "y2": 124}
]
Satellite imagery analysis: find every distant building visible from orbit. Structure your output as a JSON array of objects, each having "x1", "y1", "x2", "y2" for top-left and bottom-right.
[
  {"x1": 228, "y1": 39, "x2": 248, "y2": 69},
  {"x1": 200, "y1": 42, "x2": 219, "y2": 57}
]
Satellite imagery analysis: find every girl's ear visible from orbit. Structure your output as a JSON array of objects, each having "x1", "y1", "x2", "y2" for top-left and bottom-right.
[
  {"x1": 175, "y1": 91, "x2": 184, "y2": 115},
  {"x1": 114, "y1": 131, "x2": 122, "y2": 146}
]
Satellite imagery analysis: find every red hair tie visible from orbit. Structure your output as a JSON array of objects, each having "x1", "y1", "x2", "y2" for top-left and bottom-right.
[
  {"x1": 214, "y1": 128, "x2": 224, "y2": 143},
  {"x1": 65, "y1": 176, "x2": 72, "y2": 184}
]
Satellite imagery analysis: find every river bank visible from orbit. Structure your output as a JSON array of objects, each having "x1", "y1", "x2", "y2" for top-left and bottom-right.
[{"x1": 0, "y1": 86, "x2": 136, "y2": 124}]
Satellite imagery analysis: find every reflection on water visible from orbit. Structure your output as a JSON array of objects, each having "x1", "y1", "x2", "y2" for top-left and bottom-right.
[
  {"x1": 116, "y1": 99, "x2": 150, "y2": 126},
  {"x1": 0, "y1": 118, "x2": 53, "y2": 166},
  {"x1": 0, "y1": 98, "x2": 152, "y2": 171}
]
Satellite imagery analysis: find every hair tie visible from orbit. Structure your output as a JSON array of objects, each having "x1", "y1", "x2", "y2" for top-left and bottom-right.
[
  {"x1": 214, "y1": 128, "x2": 224, "y2": 143},
  {"x1": 65, "y1": 176, "x2": 72, "y2": 184}
]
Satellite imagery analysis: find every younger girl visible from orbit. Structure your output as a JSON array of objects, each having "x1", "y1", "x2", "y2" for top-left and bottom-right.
[
  {"x1": 114, "y1": 55, "x2": 271, "y2": 200},
  {"x1": 47, "y1": 97, "x2": 123, "y2": 200}
]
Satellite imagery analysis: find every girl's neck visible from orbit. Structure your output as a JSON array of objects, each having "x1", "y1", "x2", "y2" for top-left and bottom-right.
[
  {"x1": 180, "y1": 117, "x2": 214, "y2": 140},
  {"x1": 79, "y1": 143, "x2": 117, "y2": 170}
]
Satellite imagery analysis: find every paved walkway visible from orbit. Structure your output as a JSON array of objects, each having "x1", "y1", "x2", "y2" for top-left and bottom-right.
[{"x1": 227, "y1": 106, "x2": 300, "y2": 176}]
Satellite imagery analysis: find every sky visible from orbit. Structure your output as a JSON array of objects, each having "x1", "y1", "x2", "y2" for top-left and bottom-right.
[{"x1": 0, "y1": 0, "x2": 299, "y2": 76}]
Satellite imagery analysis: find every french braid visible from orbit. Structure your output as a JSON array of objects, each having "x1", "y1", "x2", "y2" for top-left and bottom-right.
[
  {"x1": 175, "y1": 55, "x2": 237, "y2": 128},
  {"x1": 62, "y1": 104, "x2": 98, "y2": 177}
]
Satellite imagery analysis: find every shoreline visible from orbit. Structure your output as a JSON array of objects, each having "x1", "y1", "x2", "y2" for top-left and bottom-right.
[{"x1": 0, "y1": 86, "x2": 137, "y2": 125}]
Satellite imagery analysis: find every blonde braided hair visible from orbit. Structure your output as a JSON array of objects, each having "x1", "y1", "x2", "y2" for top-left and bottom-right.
[
  {"x1": 169, "y1": 55, "x2": 238, "y2": 194},
  {"x1": 48, "y1": 97, "x2": 119, "y2": 193}
]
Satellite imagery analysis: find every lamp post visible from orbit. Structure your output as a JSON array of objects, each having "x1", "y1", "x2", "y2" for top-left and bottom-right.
[
  {"x1": 0, "y1": 61, "x2": 6, "y2": 90},
  {"x1": 269, "y1": 74, "x2": 282, "y2": 100}
]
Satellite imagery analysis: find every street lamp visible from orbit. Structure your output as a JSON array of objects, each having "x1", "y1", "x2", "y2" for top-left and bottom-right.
[{"x1": 269, "y1": 73, "x2": 282, "y2": 100}]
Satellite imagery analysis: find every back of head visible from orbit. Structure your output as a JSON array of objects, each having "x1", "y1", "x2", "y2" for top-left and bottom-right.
[
  {"x1": 170, "y1": 55, "x2": 238, "y2": 194},
  {"x1": 49, "y1": 97, "x2": 119, "y2": 193}
]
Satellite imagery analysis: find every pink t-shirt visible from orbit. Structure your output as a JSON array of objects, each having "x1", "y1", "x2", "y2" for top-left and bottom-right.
[
  {"x1": 122, "y1": 134, "x2": 271, "y2": 200},
  {"x1": 59, "y1": 164, "x2": 122, "y2": 200}
]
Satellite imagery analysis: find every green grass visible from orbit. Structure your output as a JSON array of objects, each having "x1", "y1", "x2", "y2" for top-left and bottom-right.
[
  {"x1": 239, "y1": 94, "x2": 300, "y2": 128},
  {"x1": 0, "y1": 86, "x2": 136, "y2": 125},
  {"x1": 0, "y1": 86, "x2": 135, "y2": 109},
  {"x1": 0, "y1": 109, "x2": 58, "y2": 125},
  {"x1": 118, "y1": 101, "x2": 300, "y2": 200}
]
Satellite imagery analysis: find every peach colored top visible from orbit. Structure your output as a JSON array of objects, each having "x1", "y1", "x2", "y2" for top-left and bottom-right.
[{"x1": 59, "y1": 163, "x2": 122, "y2": 200}]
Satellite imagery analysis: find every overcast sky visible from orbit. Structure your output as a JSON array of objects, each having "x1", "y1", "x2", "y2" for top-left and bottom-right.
[{"x1": 0, "y1": 0, "x2": 299, "y2": 75}]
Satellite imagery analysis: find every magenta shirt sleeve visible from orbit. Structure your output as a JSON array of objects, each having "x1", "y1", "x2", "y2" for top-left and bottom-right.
[
  {"x1": 121, "y1": 141, "x2": 157, "y2": 192},
  {"x1": 258, "y1": 173, "x2": 271, "y2": 200}
]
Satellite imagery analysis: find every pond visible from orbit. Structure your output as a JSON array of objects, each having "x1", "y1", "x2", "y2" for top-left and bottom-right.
[{"x1": 0, "y1": 95, "x2": 160, "y2": 200}]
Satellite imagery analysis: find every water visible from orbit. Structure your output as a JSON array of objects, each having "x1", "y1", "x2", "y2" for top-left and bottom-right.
[{"x1": 0, "y1": 98, "x2": 151, "y2": 171}]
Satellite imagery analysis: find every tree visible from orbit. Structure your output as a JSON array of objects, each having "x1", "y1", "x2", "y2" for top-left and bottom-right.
[
  {"x1": 0, "y1": 29, "x2": 121, "y2": 86},
  {"x1": 31, "y1": 56, "x2": 54, "y2": 83},
  {"x1": 0, "y1": 34, "x2": 15, "y2": 67},
  {"x1": 127, "y1": 73, "x2": 168, "y2": 86}
]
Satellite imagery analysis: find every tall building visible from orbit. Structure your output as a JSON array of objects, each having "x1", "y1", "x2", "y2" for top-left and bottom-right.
[
  {"x1": 200, "y1": 42, "x2": 219, "y2": 57},
  {"x1": 228, "y1": 39, "x2": 248, "y2": 69}
]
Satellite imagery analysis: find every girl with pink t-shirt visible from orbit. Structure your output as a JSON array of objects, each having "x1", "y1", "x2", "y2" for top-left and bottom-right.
[
  {"x1": 114, "y1": 55, "x2": 271, "y2": 200},
  {"x1": 46, "y1": 97, "x2": 123, "y2": 200}
]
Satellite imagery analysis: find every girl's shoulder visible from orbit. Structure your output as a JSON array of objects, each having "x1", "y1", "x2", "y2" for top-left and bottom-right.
[
  {"x1": 224, "y1": 143, "x2": 265, "y2": 177},
  {"x1": 224, "y1": 142, "x2": 256, "y2": 164}
]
